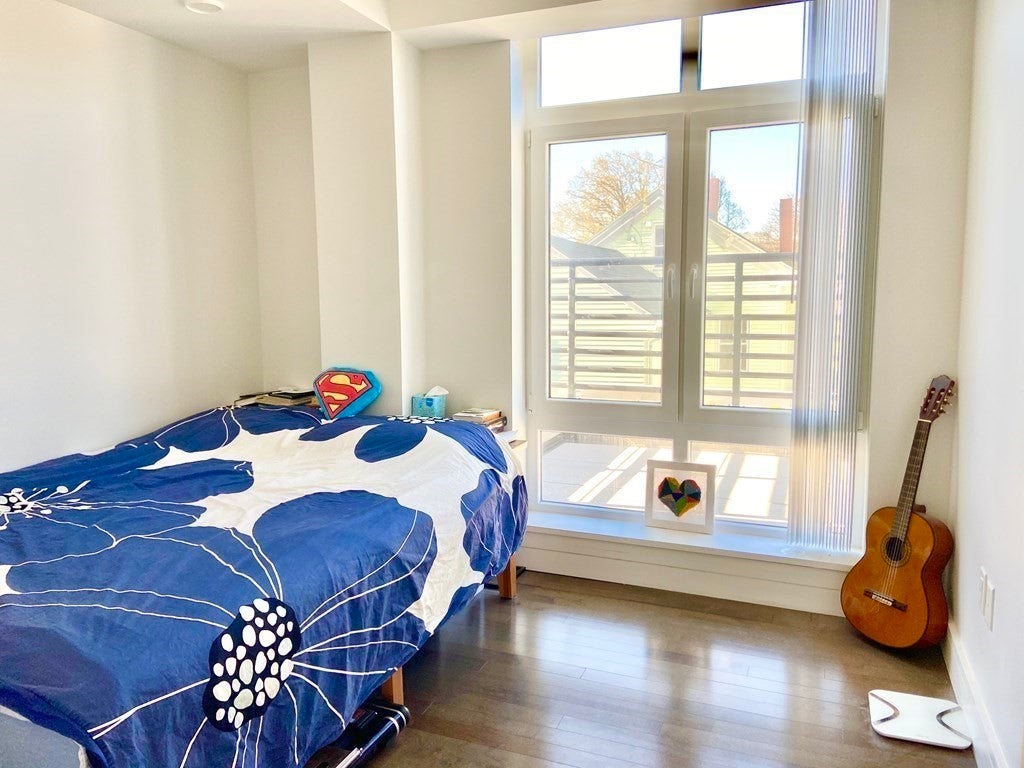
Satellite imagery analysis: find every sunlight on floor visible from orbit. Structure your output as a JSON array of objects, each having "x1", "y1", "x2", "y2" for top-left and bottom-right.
[
  {"x1": 689, "y1": 442, "x2": 789, "y2": 526},
  {"x1": 541, "y1": 432, "x2": 672, "y2": 511}
]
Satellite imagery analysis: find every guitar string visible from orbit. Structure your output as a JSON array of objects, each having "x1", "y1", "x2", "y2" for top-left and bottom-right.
[
  {"x1": 885, "y1": 428, "x2": 920, "y2": 597},
  {"x1": 883, "y1": 419, "x2": 930, "y2": 598},
  {"x1": 879, "y1": 383, "x2": 948, "y2": 601},
  {"x1": 881, "y1": 422, "x2": 907, "y2": 598}
]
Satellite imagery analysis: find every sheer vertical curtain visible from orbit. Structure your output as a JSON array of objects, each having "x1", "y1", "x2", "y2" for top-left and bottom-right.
[{"x1": 788, "y1": 0, "x2": 881, "y2": 553}]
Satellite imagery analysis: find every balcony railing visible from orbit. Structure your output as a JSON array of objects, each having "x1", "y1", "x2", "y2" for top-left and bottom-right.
[
  {"x1": 549, "y1": 251, "x2": 796, "y2": 408},
  {"x1": 703, "y1": 251, "x2": 796, "y2": 409}
]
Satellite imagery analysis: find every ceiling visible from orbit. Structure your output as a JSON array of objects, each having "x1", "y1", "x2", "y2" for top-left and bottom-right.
[
  {"x1": 54, "y1": 0, "x2": 737, "y2": 70},
  {"x1": 55, "y1": 0, "x2": 389, "y2": 71}
]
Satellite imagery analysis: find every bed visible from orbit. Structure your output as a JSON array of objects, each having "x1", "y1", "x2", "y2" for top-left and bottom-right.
[{"x1": 0, "y1": 405, "x2": 526, "y2": 768}]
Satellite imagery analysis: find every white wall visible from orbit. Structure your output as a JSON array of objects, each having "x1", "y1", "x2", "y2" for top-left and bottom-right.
[
  {"x1": 248, "y1": 65, "x2": 322, "y2": 390},
  {"x1": 308, "y1": 34, "x2": 406, "y2": 414},
  {"x1": 304, "y1": 37, "x2": 524, "y2": 420},
  {"x1": 949, "y1": 1, "x2": 1024, "y2": 765},
  {"x1": 274, "y1": 37, "x2": 523, "y2": 421},
  {"x1": 421, "y1": 42, "x2": 522, "y2": 420},
  {"x1": 866, "y1": 0, "x2": 974, "y2": 527},
  {"x1": 870, "y1": 2, "x2": 1024, "y2": 764},
  {"x1": 391, "y1": 36, "x2": 429, "y2": 406},
  {"x1": 0, "y1": 0, "x2": 261, "y2": 472},
  {"x1": 509, "y1": 42, "x2": 528, "y2": 432}
]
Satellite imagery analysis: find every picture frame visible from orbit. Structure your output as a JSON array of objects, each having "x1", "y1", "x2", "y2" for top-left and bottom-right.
[{"x1": 644, "y1": 460, "x2": 716, "y2": 534}]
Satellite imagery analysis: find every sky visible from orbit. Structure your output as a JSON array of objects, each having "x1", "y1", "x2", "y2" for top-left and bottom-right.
[
  {"x1": 543, "y1": 4, "x2": 805, "y2": 236},
  {"x1": 549, "y1": 125, "x2": 799, "y2": 237},
  {"x1": 549, "y1": 134, "x2": 666, "y2": 211},
  {"x1": 708, "y1": 123, "x2": 800, "y2": 231}
]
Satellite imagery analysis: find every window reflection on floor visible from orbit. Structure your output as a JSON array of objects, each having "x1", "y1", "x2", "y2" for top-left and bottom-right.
[{"x1": 689, "y1": 441, "x2": 789, "y2": 526}]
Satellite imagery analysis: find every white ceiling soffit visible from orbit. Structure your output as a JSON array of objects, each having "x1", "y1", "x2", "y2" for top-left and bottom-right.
[
  {"x1": 388, "y1": 0, "x2": 594, "y2": 31},
  {"x1": 54, "y1": 0, "x2": 390, "y2": 71}
]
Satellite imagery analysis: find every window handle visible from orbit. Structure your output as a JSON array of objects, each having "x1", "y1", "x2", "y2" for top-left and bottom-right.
[
  {"x1": 666, "y1": 263, "x2": 677, "y2": 299},
  {"x1": 689, "y1": 264, "x2": 700, "y2": 300}
]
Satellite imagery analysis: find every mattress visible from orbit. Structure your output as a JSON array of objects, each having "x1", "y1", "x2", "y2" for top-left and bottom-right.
[
  {"x1": 0, "y1": 406, "x2": 526, "y2": 768},
  {"x1": 0, "y1": 707, "x2": 84, "y2": 768}
]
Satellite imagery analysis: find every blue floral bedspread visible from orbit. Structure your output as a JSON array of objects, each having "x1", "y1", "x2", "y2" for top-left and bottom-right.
[{"x1": 0, "y1": 406, "x2": 527, "y2": 768}]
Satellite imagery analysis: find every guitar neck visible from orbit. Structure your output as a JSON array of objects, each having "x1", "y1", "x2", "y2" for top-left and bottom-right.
[{"x1": 892, "y1": 419, "x2": 932, "y2": 538}]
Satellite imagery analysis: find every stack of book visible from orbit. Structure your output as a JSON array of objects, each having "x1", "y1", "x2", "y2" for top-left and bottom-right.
[
  {"x1": 452, "y1": 408, "x2": 507, "y2": 433},
  {"x1": 235, "y1": 389, "x2": 317, "y2": 407}
]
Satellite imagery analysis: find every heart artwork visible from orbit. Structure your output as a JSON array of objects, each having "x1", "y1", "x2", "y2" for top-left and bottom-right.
[{"x1": 657, "y1": 476, "x2": 702, "y2": 517}]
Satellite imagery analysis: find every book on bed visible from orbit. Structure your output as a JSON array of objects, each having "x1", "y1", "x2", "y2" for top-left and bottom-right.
[{"x1": 235, "y1": 389, "x2": 317, "y2": 407}]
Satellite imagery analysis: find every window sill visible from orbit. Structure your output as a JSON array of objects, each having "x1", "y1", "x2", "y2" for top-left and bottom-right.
[{"x1": 526, "y1": 509, "x2": 862, "y2": 571}]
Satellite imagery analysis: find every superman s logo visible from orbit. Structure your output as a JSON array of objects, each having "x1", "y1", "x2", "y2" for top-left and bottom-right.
[{"x1": 314, "y1": 370, "x2": 379, "y2": 418}]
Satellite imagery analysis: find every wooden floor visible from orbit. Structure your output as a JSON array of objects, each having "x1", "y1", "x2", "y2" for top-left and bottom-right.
[{"x1": 371, "y1": 572, "x2": 976, "y2": 768}]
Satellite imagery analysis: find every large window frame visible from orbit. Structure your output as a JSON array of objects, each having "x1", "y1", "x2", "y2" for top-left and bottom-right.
[
  {"x1": 683, "y1": 104, "x2": 802, "y2": 430},
  {"x1": 529, "y1": 114, "x2": 686, "y2": 429},
  {"x1": 523, "y1": 7, "x2": 805, "y2": 535}
]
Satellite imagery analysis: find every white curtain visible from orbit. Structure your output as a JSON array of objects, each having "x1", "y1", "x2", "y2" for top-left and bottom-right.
[{"x1": 788, "y1": 0, "x2": 882, "y2": 553}]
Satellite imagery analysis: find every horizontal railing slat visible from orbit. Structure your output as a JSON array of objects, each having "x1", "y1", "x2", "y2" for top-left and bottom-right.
[{"x1": 551, "y1": 248, "x2": 796, "y2": 405}]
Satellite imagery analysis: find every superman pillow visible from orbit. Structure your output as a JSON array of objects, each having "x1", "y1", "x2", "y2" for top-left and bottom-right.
[{"x1": 313, "y1": 368, "x2": 382, "y2": 419}]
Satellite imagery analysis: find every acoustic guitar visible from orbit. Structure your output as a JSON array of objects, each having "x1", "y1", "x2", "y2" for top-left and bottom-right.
[{"x1": 840, "y1": 375, "x2": 955, "y2": 649}]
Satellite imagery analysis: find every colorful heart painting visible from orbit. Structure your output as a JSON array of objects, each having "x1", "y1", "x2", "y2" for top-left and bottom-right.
[{"x1": 658, "y1": 476, "x2": 702, "y2": 517}]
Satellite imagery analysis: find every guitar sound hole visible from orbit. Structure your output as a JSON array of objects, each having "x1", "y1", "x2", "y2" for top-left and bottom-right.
[{"x1": 882, "y1": 535, "x2": 911, "y2": 566}]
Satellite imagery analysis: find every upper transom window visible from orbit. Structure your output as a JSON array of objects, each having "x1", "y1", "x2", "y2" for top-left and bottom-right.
[
  {"x1": 540, "y1": 20, "x2": 683, "y2": 107},
  {"x1": 700, "y1": 3, "x2": 807, "y2": 90}
]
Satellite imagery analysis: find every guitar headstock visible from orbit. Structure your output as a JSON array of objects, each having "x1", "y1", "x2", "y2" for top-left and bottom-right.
[{"x1": 920, "y1": 375, "x2": 955, "y2": 422}]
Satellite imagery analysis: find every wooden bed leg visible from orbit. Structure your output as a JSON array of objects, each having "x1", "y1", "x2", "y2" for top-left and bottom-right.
[
  {"x1": 497, "y1": 555, "x2": 518, "y2": 600},
  {"x1": 380, "y1": 667, "x2": 404, "y2": 706}
]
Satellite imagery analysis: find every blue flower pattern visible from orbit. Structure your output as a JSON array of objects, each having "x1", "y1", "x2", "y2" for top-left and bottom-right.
[{"x1": 0, "y1": 407, "x2": 526, "y2": 768}]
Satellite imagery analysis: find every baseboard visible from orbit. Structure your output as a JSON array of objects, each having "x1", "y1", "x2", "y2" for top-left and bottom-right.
[
  {"x1": 943, "y1": 621, "x2": 1011, "y2": 768},
  {"x1": 518, "y1": 527, "x2": 847, "y2": 616}
]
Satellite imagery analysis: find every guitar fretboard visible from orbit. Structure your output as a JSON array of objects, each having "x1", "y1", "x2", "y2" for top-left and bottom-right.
[{"x1": 891, "y1": 419, "x2": 932, "y2": 540}]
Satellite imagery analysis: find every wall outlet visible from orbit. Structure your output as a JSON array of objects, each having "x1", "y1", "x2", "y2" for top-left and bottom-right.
[{"x1": 983, "y1": 579, "x2": 996, "y2": 631}]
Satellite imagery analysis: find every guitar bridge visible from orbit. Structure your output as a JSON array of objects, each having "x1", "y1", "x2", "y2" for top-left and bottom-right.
[{"x1": 864, "y1": 589, "x2": 908, "y2": 612}]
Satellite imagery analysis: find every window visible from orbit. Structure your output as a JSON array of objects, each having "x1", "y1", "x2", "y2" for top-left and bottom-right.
[
  {"x1": 542, "y1": 432, "x2": 673, "y2": 511},
  {"x1": 527, "y1": 6, "x2": 804, "y2": 529},
  {"x1": 689, "y1": 441, "x2": 789, "y2": 526},
  {"x1": 699, "y1": 3, "x2": 806, "y2": 90},
  {"x1": 702, "y1": 123, "x2": 800, "y2": 409},
  {"x1": 540, "y1": 20, "x2": 683, "y2": 106},
  {"x1": 548, "y1": 134, "x2": 668, "y2": 404}
]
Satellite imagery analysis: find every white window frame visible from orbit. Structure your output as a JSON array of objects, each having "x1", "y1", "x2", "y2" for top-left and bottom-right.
[
  {"x1": 528, "y1": 114, "x2": 685, "y2": 428},
  {"x1": 683, "y1": 104, "x2": 802, "y2": 431},
  {"x1": 522, "y1": 11, "x2": 805, "y2": 534}
]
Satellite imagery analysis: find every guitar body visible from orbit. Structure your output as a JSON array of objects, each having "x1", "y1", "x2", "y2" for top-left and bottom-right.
[{"x1": 841, "y1": 505, "x2": 954, "y2": 649}]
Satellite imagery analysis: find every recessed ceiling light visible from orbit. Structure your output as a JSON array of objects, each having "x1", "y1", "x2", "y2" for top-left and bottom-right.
[{"x1": 184, "y1": 0, "x2": 224, "y2": 14}]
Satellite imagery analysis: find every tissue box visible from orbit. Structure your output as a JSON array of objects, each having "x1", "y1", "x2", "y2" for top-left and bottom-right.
[{"x1": 410, "y1": 394, "x2": 446, "y2": 419}]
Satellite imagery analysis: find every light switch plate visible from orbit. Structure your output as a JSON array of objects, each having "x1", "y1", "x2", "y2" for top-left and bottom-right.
[
  {"x1": 979, "y1": 567, "x2": 988, "y2": 615},
  {"x1": 984, "y1": 579, "x2": 995, "y2": 630}
]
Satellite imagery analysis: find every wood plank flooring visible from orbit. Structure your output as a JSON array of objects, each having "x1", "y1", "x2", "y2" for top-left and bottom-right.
[{"x1": 368, "y1": 572, "x2": 975, "y2": 767}]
